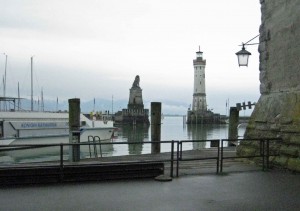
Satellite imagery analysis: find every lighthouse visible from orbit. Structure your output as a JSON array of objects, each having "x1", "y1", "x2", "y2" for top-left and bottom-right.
[
  {"x1": 187, "y1": 47, "x2": 224, "y2": 124},
  {"x1": 192, "y1": 47, "x2": 207, "y2": 113}
]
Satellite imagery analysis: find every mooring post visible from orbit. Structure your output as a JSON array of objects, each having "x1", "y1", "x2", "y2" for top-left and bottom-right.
[
  {"x1": 228, "y1": 107, "x2": 239, "y2": 146},
  {"x1": 151, "y1": 102, "x2": 161, "y2": 154},
  {"x1": 69, "y1": 98, "x2": 81, "y2": 162}
]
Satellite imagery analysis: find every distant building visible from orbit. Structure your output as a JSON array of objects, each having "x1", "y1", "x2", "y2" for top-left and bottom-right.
[
  {"x1": 114, "y1": 75, "x2": 150, "y2": 125},
  {"x1": 187, "y1": 48, "x2": 224, "y2": 124}
]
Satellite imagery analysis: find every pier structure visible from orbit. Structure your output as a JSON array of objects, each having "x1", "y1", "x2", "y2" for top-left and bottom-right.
[
  {"x1": 186, "y1": 48, "x2": 223, "y2": 124},
  {"x1": 114, "y1": 75, "x2": 150, "y2": 125}
]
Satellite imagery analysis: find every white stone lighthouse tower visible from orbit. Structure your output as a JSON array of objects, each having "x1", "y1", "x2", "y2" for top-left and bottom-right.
[{"x1": 192, "y1": 47, "x2": 207, "y2": 113}]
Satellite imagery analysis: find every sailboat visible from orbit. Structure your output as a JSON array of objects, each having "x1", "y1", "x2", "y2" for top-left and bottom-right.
[{"x1": 0, "y1": 57, "x2": 116, "y2": 146}]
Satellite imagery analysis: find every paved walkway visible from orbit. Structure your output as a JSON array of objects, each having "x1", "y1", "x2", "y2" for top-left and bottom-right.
[{"x1": 0, "y1": 169, "x2": 299, "y2": 211}]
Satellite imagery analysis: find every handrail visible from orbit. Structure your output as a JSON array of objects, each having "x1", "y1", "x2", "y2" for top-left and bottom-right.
[
  {"x1": 179, "y1": 139, "x2": 221, "y2": 174},
  {"x1": 0, "y1": 138, "x2": 283, "y2": 177},
  {"x1": 88, "y1": 135, "x2": 93, "y2": 158},
  {"x1": 219, "y1": 138, "x2": 282, "y2": 173}
]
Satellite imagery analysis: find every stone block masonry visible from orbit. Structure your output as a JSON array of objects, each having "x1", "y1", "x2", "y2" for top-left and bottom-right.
[{"x1": 237, "y1": 0, "x2": 300, "y2": 172}]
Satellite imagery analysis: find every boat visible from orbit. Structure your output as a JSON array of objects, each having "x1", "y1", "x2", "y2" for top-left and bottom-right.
[
  {"x1": 0, "y1": 57, "x2": 116, "y2": 162},
  {"x1": 0, "y1": 110, "x2": 116, "y2": 162},
  {"x1": 0, "y1": 57, "x2": 115, "y2": 146},
  {"x1": 0, "y1": 110, "x2": 116, "y2": 146}
]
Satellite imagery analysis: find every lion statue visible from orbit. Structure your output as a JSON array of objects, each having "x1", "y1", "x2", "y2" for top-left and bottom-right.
[{"x1": 132, "y1": 75, "x2": 140, "y2": 88}]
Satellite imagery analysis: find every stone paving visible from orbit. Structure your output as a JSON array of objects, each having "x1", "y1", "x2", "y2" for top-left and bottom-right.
[
  {"x1": 0, "y1": 168, "x2": 299, "y2": 211},
  {"x1": 0, "y1": 148, "x2": 299, "y2": 210}
]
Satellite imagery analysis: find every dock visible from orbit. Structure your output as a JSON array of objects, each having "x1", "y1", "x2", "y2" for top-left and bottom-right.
[
  {"x1": 78, "y1": 147, "x2": 261, "y2": 175},
  {"x1": 0, "y1": 147, "x2": 261, "y2": 185}
]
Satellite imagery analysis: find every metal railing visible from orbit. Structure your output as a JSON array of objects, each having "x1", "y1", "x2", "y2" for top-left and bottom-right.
[
  {"x1": 219, "y1": 138, "x2": 282, "y2": 172},
  {"x1": 0, "y1": 138, "x2": 282, "y2": 178},
  {"x1": 88, "y1": 135, "x2": 102, "y2": 158},
  {"x1": 179, "y1": 139, "x2": 221, "y2": 175}
]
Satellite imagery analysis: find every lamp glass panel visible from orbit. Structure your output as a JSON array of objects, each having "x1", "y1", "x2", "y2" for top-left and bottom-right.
[{"x1": 237, "y1": 54, "x2": 249, "y2": 66}]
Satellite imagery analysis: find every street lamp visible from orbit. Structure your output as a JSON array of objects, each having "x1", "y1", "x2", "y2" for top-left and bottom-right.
[
  {"x1": 236, "y1": 44, "x2": 251, "y2": 67},
  {"x1": 236, "y1": 35, "x2": 259, "y2": 67}
]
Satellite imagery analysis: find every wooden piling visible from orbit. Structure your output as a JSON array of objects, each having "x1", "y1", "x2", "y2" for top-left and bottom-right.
[
  {"x1": 151, "y1": 102, "x2": 161, "y2": 154},
  {"x1": 69, "y1": 98, "x2": 81, "y2": 162},
  {"x1": 228, "y1": 107, "x2": 239, "y2": 145}
]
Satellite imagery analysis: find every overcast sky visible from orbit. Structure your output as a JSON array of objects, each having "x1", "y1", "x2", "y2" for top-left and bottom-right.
[{"x1": 0, "y1": 0, "x2": 261, "y2": 115}]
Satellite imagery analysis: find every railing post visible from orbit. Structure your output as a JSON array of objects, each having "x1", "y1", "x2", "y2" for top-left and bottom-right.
[
  {"x1": 266, "y1": 139, "x2": 270, "y2": 169},
  {"x1": 94, "y1": 136, "x2": 102, "y2": 158},
  {"x1": 176, "y1": 141, "x2": 179, "y2": 177},
  {"x1": 93, "y1": 137, "x2": 98, "y2": 158},
  {"x1": 99, "y1": 138, "x2": 102, "y2": 158},
  {"x1": 261, "y1": 140, "x2": 265, "y2": 171},
  {"x1": 60, "y1": 144, "x2": 63, "y2": 168},
  {"x1": 88, "y1": 135, "x2": 92, "y2": 158},
  {"x1": 170, "y1": 140, "x2": 174, "y2": 178},
  {"x1": 60, "y1": 143, "x2": 64, "y2": 182},
  {"x1": 180, "y1": 141, "x2": 182, "y2": 160},
  {"x1": 216, "y1": 139, "x2": 220, "y2": 174},
  {"x1": 220, "y1": 139, "x2": 224, "y2": 173}
]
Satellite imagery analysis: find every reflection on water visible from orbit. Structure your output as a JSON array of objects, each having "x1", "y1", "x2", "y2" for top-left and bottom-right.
[
  {"x1": 187, "y1": 124, "x2": 210, "y2": 149},
  {"x1": 186, "y1": 124, "x2": 231, "y2": 149},
  {"x1": 114, "y1": 116, "x2": 246, "y2": 155},
  {"x1": 0, "y1": 116, "x2": 246, "y2": 164},
  {"x1": 120, "y1": 124, "x2": 149, "y2": 155}
]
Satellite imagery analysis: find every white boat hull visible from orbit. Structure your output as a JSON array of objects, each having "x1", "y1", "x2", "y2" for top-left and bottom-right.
[
  {"x1": 0, "y1": 111, "x2": 117, "y2": 162},
  {"x1": 0, "y1": 128, "x2": 115, "y2": 162}
]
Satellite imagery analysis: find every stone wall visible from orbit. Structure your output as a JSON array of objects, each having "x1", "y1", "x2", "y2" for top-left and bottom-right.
[{"x1": 237, "y1": 0, "x2": 300, "y2": 172}]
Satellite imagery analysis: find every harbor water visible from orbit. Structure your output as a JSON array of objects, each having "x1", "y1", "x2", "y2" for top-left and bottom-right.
[{"x1": 0, "y1": 116, "x2": 246, "y2": 164}]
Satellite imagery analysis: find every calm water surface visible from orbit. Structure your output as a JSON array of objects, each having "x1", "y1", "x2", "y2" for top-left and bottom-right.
[
  {"x1": 0, "y1": 116, "x2": 246, "y2": 163},
  {"x1": 112, "y1": 116, "x2": 246, "y2": 156}
]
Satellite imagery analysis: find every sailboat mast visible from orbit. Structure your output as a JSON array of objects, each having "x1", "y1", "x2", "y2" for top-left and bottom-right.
[
  {"x1": 18, "y1": 82, "x2": 20, "y2": 111},
  {"x1": 2, "y1": 76, "x2": 4, "y2": 97},
  {"x1": 1, "y1": 76, "x2": 3, "y2": 111},
  {"x1": 3, "y1": 54, "x2": 7, "y2": 111},
  {"x1": 41, "y1": 88, "x2": 44, "y2": 112},
  {"x1": 31, "y1": 56, "x2": 33, "y2": 111},
  {"x1": 4, "y1": 54, "x2": 7, "y2": 98},
  {"x1": 112, "y1": 95, "x2": 114, "y2": 115}
]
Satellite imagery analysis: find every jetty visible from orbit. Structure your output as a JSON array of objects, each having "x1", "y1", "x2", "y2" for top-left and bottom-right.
[{"x1": 0, "y1": 138, "x2": 278, "y2": 185}]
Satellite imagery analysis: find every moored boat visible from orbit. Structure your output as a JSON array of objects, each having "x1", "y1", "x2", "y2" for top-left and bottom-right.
[{"x1": 0, "y1": 111, "x2": 116, "y2": 146}]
